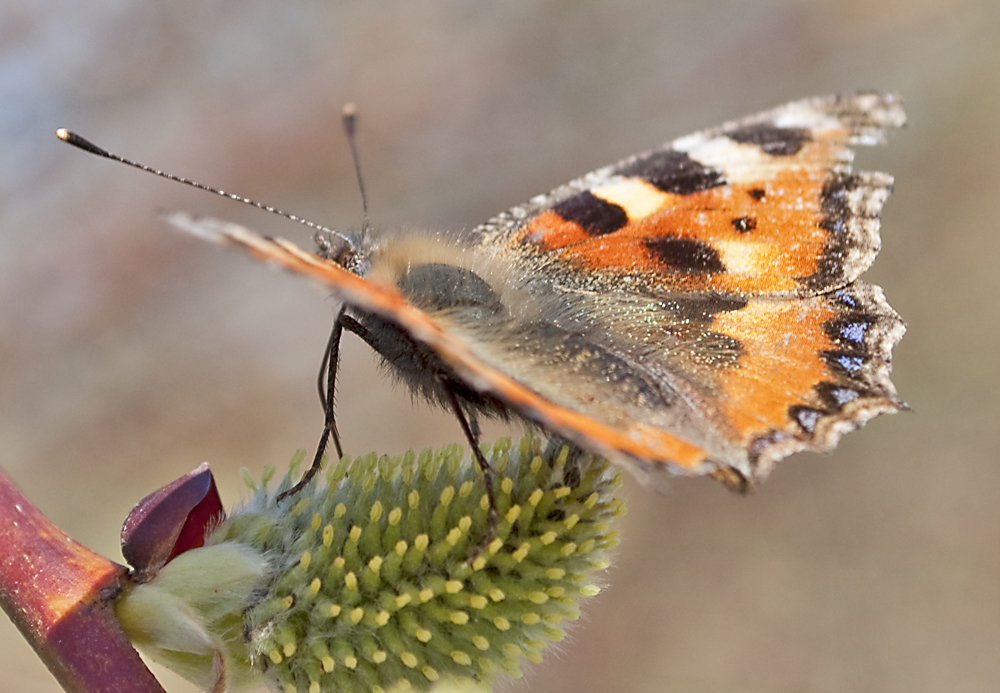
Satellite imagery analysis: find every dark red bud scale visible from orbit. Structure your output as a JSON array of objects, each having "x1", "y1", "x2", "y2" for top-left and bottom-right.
[{"x1": 121, "y1": 463, "x2": 224, "y2": 583}]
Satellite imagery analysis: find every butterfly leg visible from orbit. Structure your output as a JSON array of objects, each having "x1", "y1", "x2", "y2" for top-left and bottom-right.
[
  {"x1": 464, "y1": 411, "x2": 500, "y2": 541},
  {"x1": 442, "y1": 384, "x2": 499, "y2": 556},
  {"x1": 277, "y1": 306, "x2": 348, "y2": 502},
  {"x1": 318, "y1": 305, "x2": 347, "y2": 460}
]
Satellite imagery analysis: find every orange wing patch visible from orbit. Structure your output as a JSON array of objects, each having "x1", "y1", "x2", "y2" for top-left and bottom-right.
[
  {"x1": 520, "y1": 166, "x2": 837, "y2": 296},
  {"x1": 711, "y1": 296, "x2": 838, "y2": 438},
  {"x1": 708, "y1": 281, "x2": 904, "y2": 478}
]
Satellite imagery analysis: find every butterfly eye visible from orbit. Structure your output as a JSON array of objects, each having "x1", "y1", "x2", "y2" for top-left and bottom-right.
[
  {"x1": 313, "y1": 232, "x2": 357, "y2": 269},
  {"x1": 334, "y1": 247, "x2": 356, "y2": 268}
]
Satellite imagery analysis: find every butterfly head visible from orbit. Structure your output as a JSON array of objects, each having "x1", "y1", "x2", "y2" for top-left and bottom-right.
[{"x1": 314, "y1": 227, "x2": 371, "y2": 276}]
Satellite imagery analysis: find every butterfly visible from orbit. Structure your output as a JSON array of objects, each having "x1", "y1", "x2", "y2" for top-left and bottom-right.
[{"x1": 62, "y1": 92, "x2": 907, "y2": 494}]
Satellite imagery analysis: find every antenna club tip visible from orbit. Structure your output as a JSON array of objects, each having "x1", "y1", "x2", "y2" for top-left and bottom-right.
[
  {"x1": 342, "y1": 103, "x2": 358, "y2": 117},
  {"x1": 55, "y1": 129, "x2": 110, "y2": 157}
]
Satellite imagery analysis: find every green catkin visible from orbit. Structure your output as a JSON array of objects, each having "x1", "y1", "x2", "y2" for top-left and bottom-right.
[{"x1": 118, "y1": 432, "x2": 623, "y2": 693}]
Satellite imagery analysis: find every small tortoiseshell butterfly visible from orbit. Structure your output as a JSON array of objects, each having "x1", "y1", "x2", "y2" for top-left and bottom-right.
[{"x1": 62, "y1": 92, "x2": 907, "y2": 492}]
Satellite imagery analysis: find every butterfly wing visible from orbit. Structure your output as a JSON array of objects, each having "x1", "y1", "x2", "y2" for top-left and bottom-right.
[
  {"x1": 460, "y1": 91, "x2": 906, "y2": 484},
  {"x1": 175, "y1": 92, "x2": 906, "y2": 488},
  {"x1": 169, "y1": 214, "x2": 718, "y2": 483},
  {"x1": 472, "y1": 92, "x2": 904, "y2": 298}
]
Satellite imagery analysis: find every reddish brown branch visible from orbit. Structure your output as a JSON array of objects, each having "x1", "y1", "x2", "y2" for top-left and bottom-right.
[{"x1": 0, "y1": 466, "x2": 164, "y2": 693}]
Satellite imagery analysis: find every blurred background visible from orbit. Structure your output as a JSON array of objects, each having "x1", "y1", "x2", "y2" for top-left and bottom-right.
[{"x1": 1, "y1": 1, "x2": 997, "y2": 691}]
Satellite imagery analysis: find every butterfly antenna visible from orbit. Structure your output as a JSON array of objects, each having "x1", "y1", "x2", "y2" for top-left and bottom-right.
[
  {"x1": 340, "y1": 104, "x2": 370, "y2": 234},
  {"x1": 55, "y1": 128, "x2": 354, "y2": 248}
]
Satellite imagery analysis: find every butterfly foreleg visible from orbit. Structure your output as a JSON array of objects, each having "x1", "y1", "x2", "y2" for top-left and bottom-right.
[{"x1": 277, "y1": 305, "x2": 350, "y2": 502}]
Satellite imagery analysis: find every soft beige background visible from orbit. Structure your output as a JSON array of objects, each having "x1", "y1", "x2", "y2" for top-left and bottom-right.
[{"x1": 2, "y1": 1, "x2": 997, "y2": 691}]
